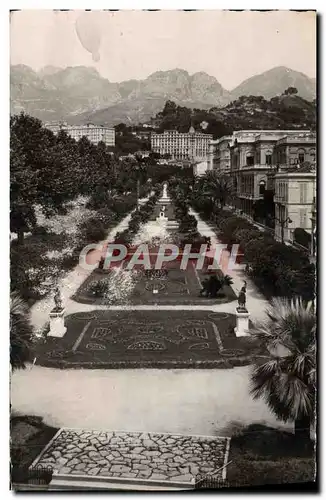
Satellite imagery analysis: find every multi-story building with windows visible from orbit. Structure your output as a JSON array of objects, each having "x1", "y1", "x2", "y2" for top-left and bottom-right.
[
  {"x1": 208, "y1": 135, "x2": 233, "y2": 174},
  {"x1": 151, "y1": 127, "x2": 212, "y2": 161},
  {"x1": 273, "y1": 164, "x2": 316, "y2": 242},
  {"x1": 45, "y1": 122, "x2": 115, "y2": 147},
  {"x1": 228, "y1": 130, "x2": 316, "y2": 221}
]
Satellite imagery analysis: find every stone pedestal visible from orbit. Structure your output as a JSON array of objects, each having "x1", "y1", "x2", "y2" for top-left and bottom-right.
[
  {"x1": 234, "y1": 307, "x2": 250, "y2": 337},
  {"x1": 156, "y1": 214, "x2": 168, "y2": 223},
  {"x1": 48, "y1": 308, "x2": 67, "y2": 338}
]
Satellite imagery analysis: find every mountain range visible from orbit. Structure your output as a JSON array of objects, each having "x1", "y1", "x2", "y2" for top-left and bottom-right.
[{"x1": 10, "y1": 65, "x2": 316, "y2": 126}]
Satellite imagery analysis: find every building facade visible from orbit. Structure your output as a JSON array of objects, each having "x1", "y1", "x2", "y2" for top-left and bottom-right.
[
  {"x1": 210, "y1": 135, "x2": 233, "y2": 174},
  {"x1": 193, "y1": 160, "x2": 210, "y2": 177},
  {"x1": 273, "y1": 165, "x2": 316, "y2": 243},
  {"x1": 151, "y1": 127, "x2": 212, "y2": 161},
  {"x1": 228, "y1": 130, "x2": 316, "y2": 222},
  {"x1": 45, "y1": 122, "x2": 115, "y2": 147}
]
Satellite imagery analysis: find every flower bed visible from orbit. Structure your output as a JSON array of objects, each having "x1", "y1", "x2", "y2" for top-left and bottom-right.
[
  {"x1": 34, "y1": 310, "x2": 264, "y2": 369},
  {"x1": 10, "y1": 194, "x2": 139, "y2": 303}
]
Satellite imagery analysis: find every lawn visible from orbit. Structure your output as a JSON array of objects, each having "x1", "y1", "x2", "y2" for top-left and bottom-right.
[
  {"x1": 225, "y1": 424, "x2": 316, "y2": 489},
  {"x1": 34, "y1": 310, "x2": 264, "y2": 369},
  {"x1": 10, "y1": 415, "x2": 59, "y2": 486}
]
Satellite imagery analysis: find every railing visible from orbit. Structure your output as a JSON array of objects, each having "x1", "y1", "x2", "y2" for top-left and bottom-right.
[{"x1": 195, "y1": 476, "x2": 230, "y2": 489}]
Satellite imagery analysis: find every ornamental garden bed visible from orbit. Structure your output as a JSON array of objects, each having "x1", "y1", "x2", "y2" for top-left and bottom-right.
[
  {"x1": 72, "y1": 251, "x2": 237, "y2": 306},
  {"x1": 33, "y1": 310, "x2": 264, "y2": 369}
]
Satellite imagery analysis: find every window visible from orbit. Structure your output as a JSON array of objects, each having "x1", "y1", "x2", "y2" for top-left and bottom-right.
[
  {"x1": 300, "y1": 183, "x2": 308, "y2": 203},
  {"x1": 265, "y1": 154, "x2": 272, "y2": 165},
  {"x1": 298, "y1": 153, "x2": 305, "y2": 164},
  {"x1": 298, "y1": 149, "x2": 305, "y2": 164},
  {"x1": 246, "y1": 155, "x2": 254, "y2": 166},
  {"x1": 259, "y1": 180, "x2": 266, "y2": 196}
]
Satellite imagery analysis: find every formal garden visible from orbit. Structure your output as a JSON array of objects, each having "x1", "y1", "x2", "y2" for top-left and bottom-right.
[
  {"x1": 10, "y1": 114, "x2": 316, "y2": 489},
  {"x1": 33, "y1": 310, "x2": 266, "y2": 369}
]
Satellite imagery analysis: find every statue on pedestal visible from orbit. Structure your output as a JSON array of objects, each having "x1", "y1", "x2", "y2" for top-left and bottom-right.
[
  {"x1": 54, "y1": 287, "x2": 63, "y2": 311},
  {"x1": 237, "y1": 281, "x2": 247, "y2": 311}
]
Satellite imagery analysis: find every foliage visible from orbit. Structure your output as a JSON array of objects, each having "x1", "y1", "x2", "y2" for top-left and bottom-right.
[
  {"x1": 228, "y1": 458, "x2": 315, "y2": 487},
  {"x1": 250, "y1": 297, "x2": 316, "y2": 437},
  {"x1": 191, "y1": 200, "x2": 315, "y2": 301},
  {"x1": 10, "y1": 292, "x2": 34, "y2": 370},
  {"x1": 200, "y1": 274, "x2": 233, "y2": 297},
  {"x1": 195, "y1": 172, "x2": 233, "y2": 209},
  {"x1": 152, "y1": 93, "x2": 316, "y2": 139},
  {"x1": 234, "y1": 228, "x2": 262, "y2": 248},
  {"x1": 294, "y1": 227, "x2": 311, "y2": 249},
  {"x1": 284, "y1": 87, "x2": 298, "y2": 95},
  {"x1": 87, "y1": 280, "x2": 109, "y2": 297},
  {"x1": 77, "y1": 218, "x2": 106, "y2": 244},
  {"x1": 10, "y1": 114, "x2": 84, "y2": 244}
]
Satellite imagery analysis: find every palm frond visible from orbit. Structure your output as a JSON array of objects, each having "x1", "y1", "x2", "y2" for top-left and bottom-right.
[
  {"x1": 10, "y1": 292, "x2": 34, "y2": 370},
  {"x1": 250, "y1": 296, "x2": 316, "y2": 424}
]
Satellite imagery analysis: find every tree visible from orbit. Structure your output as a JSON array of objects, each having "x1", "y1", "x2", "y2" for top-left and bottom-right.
[
  {"x1": 10, "y1": 292, "x2": 34, "y2": 370},
  {"x1": 284, "y1": 87, "x2": 298, "y2": 95},
  {"x1": 250, "y1": 297, "x2": 316, "y2": 441},
  {"x1": 199, "y1": 171, "x2": 233, "y2": 209},
  {"x1": 10, "y1": 113, "x2": 79, "y2": 243}
]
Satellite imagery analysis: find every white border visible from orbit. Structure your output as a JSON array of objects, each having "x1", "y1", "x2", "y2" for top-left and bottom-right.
[{"x1": 3, "y1": 3, "x2": 322, "y2": 499}]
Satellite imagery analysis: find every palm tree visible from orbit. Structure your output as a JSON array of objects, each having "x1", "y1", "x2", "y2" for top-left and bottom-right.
[
  {"x1": 250, "y1": 297, "x2": 316, "y2": 440},
  {"x1": 199, "y1": 172, "x2": 232, "y2": 209},
  {"x1": 10, "y1": 292, "x2": 34, "y2": 371}
]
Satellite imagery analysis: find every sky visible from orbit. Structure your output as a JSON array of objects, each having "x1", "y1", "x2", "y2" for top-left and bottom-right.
[{"x1": 10, "y1": 10, "x2": 316, "y2": 90}]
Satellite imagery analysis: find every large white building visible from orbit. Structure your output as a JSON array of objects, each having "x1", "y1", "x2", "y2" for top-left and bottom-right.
[
  {"x1": 45, "y1": 122, "x2": 115, "y2": 147},
  {"x1": 151, "y1": 127, "x2": 212, "y2": 161}
]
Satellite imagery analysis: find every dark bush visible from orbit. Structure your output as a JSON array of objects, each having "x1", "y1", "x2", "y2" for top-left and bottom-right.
[
  {"x1": 87, "y1": 280, "x2": 109, "y2": 297},
  {"x1": 228, "y1": 458, "x2": 315, "y2": 486},
  {"x1": 294, "y1": 227, "x2": 311, "y2": 249},
  {"x1": 78, "y1": 218, "x2": 106, "y2": 243}
]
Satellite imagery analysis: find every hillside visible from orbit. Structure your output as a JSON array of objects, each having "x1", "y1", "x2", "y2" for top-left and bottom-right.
[
  {"x1": 148, "y1": 93, "x2": 316, "y2": 139},
  {"x1": 11, "y1": 66, "x2": 230, "y2": 124},
  {"x1": 10, "y1": 65, "x2": 316, "y2": 126},
  {"x1": 231, "y1": 66, "x2": 316, "y2": 101}
]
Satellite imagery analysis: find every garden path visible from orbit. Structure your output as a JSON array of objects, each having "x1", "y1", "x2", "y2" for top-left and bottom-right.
[
  {"x1": 30, "y1": 196, "x2": 151, "y2": 331},
  {"x1": 189, "y1": 208, "x2": 269, "y2": 321},
  {"x1": 31, "y1": 198, "x2": 269, "y2": 331},
  {"x1": 11, "y1": 365, "x2": 292, "y2": 436}
]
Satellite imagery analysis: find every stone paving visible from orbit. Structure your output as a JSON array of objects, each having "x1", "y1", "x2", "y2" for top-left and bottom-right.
[{"x1": 33, "y1": 429, "x2": 230, "y2": 483}]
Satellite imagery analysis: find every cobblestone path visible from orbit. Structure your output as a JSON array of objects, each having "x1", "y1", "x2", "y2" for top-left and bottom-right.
[{"x1": 33, "y1": 429, "x2": 230, "y2": 483}]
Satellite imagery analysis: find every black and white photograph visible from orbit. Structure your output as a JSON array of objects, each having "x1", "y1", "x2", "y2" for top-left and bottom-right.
[{"x1": 9, "y1": 8, "x2": 317, "y2": 492}]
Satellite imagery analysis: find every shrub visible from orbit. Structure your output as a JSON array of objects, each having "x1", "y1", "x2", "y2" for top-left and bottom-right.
[
  {"x1": 204, "y1": 209, "x2": 315, "y2": 301},
  {"x1": 219, "y1": 216, "x2": 252, "y2": 242},
  {"x1": 294, "y1": 227, "x2": 311, "y2": 249},
  {"x1": 245, "y1": 236, "x2": 274, "y2": 263},
  {"x1": 86, "y1": 280, "x2": 109, "y2": 297},
  {"x1": 114, "y1": 230, "x2": 131, "y2": 246},
  {"x1": 96, "y1": 208, "x2": 117, "y2": 226},
  {"x1": 78, "y1": 218, "x2": 106, "y2": 243},
  {"x1": 234, "y1": 228, "x2": 262, "y2": 247},
  {"x1": 32, "y1": 225, "x2": 49, "y2": 237},
  {"x1": 228, "y1": 458, "x2": 315, "y2": 487}
]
